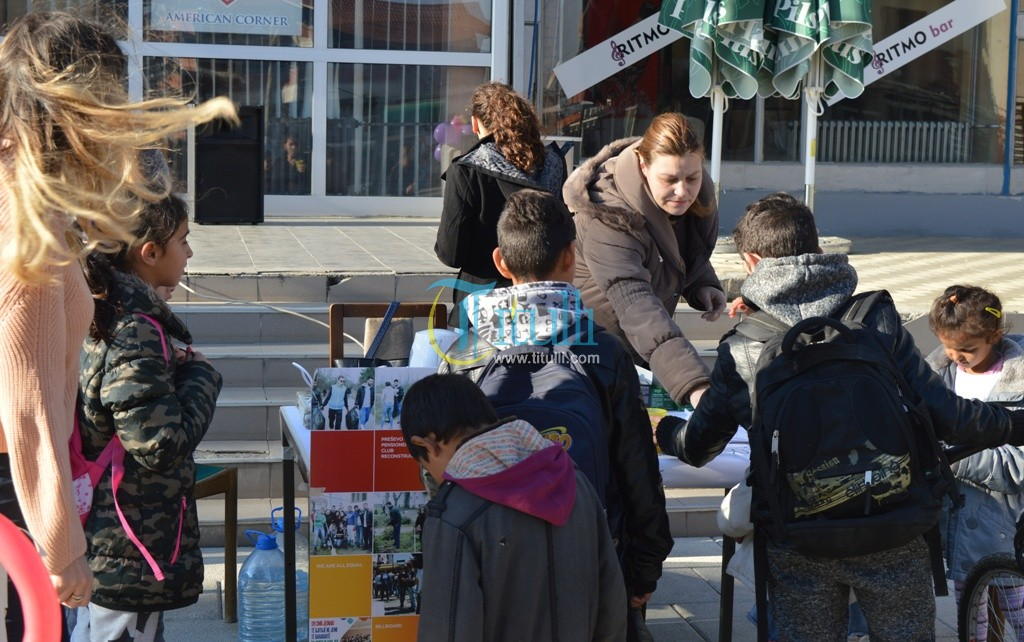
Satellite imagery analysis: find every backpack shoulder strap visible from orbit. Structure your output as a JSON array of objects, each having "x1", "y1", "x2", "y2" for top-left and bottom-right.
[
  {"x1": 734, "y1": 311, "x2": 790, "y2": 344},
  {"x1": 838, "y1": 290, "x2": 889, "y2": 325},
  {"x1": 134, "y1": 313, "x2": 171, "y2": 365}
]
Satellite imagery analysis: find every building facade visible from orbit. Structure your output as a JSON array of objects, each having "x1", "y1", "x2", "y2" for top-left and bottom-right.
[{"x1": 2, "y1": 0, "x2": 1021, "y2": 215}]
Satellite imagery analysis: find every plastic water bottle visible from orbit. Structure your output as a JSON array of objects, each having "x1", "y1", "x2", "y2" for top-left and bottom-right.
[{"x1": 238, "y1": 529, "x2": 309, "y2": 642}]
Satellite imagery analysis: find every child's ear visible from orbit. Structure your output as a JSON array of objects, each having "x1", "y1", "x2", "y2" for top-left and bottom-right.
[
  {"x1": 491, "y1": 247, "x2": 515, "y2": 280},
  {"x1": 410, "y1": 435, "x2": 442, "y2": 458},
  {"x1": 740, "y1": 252, "x2": 762, "y2": 275},
  {"x1": 134, "y1": 240, "x2": 162, "y2": 267}
]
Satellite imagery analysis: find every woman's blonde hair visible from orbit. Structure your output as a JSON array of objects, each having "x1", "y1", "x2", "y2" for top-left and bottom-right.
[
  {"x1": 470, "y1": 82, "x2": 545, "y2": 174},
  {"x1": 0, "y1": 12, "x2": 236, "y2": 283},
  {"x1": 636, "y1": 113, "x2": 714, "y2": 218}
]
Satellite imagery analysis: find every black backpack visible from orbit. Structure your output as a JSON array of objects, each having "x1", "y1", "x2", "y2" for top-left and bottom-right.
[
  {"x1": 735, "y1": 292, "x2": 959, "y2": 639},
  {"x1": 475, "y1": 343, "x2": 610, "y2": 504}
]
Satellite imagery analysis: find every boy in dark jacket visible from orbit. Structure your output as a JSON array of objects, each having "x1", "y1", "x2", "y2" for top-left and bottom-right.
[
  {"x1": 439, "y1": 189, "x2": 672, "y2": 619},
  {"x1": 657, "y1": 192, "x2": 1024, "y2": 640},
  {"x1": 401, "y1": 374, "x2": 626, "y2": 642}
]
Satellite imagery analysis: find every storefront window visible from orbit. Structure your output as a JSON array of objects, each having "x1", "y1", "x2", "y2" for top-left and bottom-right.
[
  {"x1": 820, "y1": 1, "x2": 1009, "y2": 164},
  {"x1": 2, "y1": 0, "x2": 127, "y2": 33},
  {"x1": 534, "y1": 0, "x2": 1010, "y2": 165},
  {"x1": 327, "y1": 63, "x2": 488, "y2": 196},
  {"x1": 330, "y1": 0, "x2": 491, "y2": 52},
  {"x1": 144, "y1": 0, "x2": 313, "y2": 47},
  {"x1": 532, "y1": 2, "x2": 753, "y2": 161},
  {"x1": 144, "y1": 57, "x2": 314, "y2": 195}
]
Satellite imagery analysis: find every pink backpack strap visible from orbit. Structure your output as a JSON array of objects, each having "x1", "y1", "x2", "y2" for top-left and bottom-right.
[
  {"x1": 134, "y1": 313, "x2": 170, "y2": 364},
  {"x1": 110, "y1": 445, "x2": 187, "y2": 582},
  {"x1": 106, "y1": 312, "x2": 183, "y2": 580}
]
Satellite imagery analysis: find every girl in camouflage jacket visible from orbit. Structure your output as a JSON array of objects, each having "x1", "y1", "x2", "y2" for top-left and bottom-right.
[{"x1": 74, "y1": 195, "x2": 222, "y2": 639}]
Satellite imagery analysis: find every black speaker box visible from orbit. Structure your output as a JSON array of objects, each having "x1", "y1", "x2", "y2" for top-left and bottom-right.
[{"x1": 195, "y1": 105, "x2": 264, "y2": 224}]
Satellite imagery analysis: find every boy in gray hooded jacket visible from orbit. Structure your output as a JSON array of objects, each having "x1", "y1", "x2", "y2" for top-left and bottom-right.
[
  {"x1": 658, "y1": 193, "x2": 1024, "y2": 640},
  {"x1": 401, "y1": 374, "x2": 626, "y2": 642}
]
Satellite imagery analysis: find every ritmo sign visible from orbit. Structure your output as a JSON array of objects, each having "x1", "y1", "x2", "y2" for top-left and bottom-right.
[
  {"x1": 554, "y1": 12, "x2": 684, "y2": 98},
  {"x1": 830, "y1": 0, "x2": 1006, "y2": 104}
]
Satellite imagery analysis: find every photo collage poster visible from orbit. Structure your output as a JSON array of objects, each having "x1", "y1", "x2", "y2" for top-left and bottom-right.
[{"x1": 308, "y1": 367, "x2": 434, "y2": 642}]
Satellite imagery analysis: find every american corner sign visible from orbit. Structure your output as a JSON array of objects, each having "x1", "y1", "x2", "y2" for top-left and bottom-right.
[{"x1": 150, "y1": 0, "x2": 303, "y2": 37}]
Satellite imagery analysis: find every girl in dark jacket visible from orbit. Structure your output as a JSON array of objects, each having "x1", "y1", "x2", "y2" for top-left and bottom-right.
[
  {"x1": 434, "y1": 82, "x2": 567, "y2": 325},
  {"x1": 563, "y1": 113, "x2": 725, "y2": 408},
  {"x1": 75, "y1": 195, "x2": 222, "y2": 640}
]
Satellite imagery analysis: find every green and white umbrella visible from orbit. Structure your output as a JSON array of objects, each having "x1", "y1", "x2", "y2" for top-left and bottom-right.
[
  {"x1": 767, "y1": 0, "x2": 872, "y2": 208},
  {"x1": 659, "y1": 0, "x2": 771, "y2": 198},
  {"x1": 660, "y1": 0, "x2": 872, "y2": 208}
]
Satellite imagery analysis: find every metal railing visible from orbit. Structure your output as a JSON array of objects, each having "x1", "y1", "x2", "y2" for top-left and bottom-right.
[{"x1": 818, "y1": 120, "x2": 972, "y2": 163}]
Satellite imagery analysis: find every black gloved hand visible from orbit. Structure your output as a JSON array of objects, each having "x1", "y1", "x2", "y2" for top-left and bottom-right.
[{"x1": 655, "y1": 415, "x2": 687, "y2": 457}]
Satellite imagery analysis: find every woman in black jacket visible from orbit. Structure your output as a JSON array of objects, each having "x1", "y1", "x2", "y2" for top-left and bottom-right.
[{"x1": 434, "y1": 82, "x2": 567, "y2": 325}]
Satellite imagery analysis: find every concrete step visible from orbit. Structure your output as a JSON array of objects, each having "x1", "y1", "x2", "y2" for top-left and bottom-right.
[
  {"x1": 666, "y1": 488, "x2": 725, "y2": 539},
  {"x1": 171, "y1": 303, "x2": 330, "y2": 344},
  {"x1": 194, "y1": 489, "x2": 718, "y2": 547},
  {"x1": 197, "y1": 496, "x2": 309, "y2": 549},
  {"x1": 194, "y1": 439, "x2": 308, "y2": 501},
  {"x1": 209, "y1": 387, "x2": 299, "y2": 441},
  {"x1": 201, "y1": 343, "x2": 329, "y2": 387},
  {"x1": 174, "y1": 272, "x2": 455, "y2": 305}
]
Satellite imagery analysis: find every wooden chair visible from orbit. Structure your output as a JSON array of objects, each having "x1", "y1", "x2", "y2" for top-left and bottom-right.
[
  {"x1": 328, "y1": 302, "x2": 448, "y2": 364},
  {"x1": 195, "y1": 464, "x2": 238, "y2": 623}
]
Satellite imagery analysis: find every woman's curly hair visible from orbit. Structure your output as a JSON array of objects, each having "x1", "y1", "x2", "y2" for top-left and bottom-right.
[{"x1": 469, "y1": 83, "x2": 545, "y2": 174}]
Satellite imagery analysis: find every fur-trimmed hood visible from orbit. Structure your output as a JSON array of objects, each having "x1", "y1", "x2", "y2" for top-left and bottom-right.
[
  {"x1": 563, "y1": 137, "x2": 647, "y2": 237},
  {"x1": 562, "y1": 137, "x2": 717, "y2": 241},
  {"x1": 926, "y1": 335, "x2": 1024, "y2": 403},
  {"x1": 454, "y1": 136, "x2": 566, "y2": 194}
]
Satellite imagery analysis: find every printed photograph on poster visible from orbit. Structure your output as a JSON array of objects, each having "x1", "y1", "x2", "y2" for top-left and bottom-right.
[
  {"x1": 372, "y1": 553, "x2": 422, "y2": 616},
  {"x1": 372, "y1": 491, "x2": 428, "y2": 553},
  {"x1": 308, "y1": 616, "x2": 372, "y2": 642},
  {"x1": 311, "y1": 367, "x2": 375, "y2": 431},
  {"x1": 373, "y1": 367, "x2": 434, "y2": 430},
  {"x1": 310, "y1": 492, "x2": 373, "y2": 556}
]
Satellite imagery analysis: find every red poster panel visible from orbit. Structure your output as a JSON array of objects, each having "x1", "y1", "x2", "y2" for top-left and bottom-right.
[{"x1": 311, "y1": 431, "x2": 374, "y2": 492}]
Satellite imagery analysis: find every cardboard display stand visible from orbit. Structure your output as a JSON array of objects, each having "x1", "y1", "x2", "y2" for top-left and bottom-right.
[{"x1": 306, "y1": 366, "x2": 434, "y2": 642}]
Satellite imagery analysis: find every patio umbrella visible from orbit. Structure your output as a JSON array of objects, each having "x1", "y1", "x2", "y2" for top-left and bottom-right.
[
  {"x1": 765, "y1": 0, "x2": 873, "y2": 208},
  {"x1": 659, "y1": 0, "x2": 771, "y2": 199}
]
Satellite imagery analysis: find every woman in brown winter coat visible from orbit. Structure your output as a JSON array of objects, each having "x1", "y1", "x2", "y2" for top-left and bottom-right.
[{"x1": 563, "y1": 113, "x2": 724, "y2": 408}]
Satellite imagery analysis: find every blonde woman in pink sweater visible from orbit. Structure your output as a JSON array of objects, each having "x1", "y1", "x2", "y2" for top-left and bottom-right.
[{"x1": 0, "y1": 12, "x2": 232, "y2": 636}]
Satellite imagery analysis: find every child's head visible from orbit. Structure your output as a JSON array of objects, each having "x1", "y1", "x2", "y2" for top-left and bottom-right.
[
  {"x1": 84, "y1": 194, "x2": 190, "y2": 341},
  {"x1": 732, "y1": 192, "x2": 819, "y2": 271},
  {"x1": 400, "y1": 374, "x2": 499, "y2": 482},
  {"x1": 124, "y1": 194, "x2": 192, "y2": 290},
  {"x1": 929, "y1": 285, "x2": 1005, "y2": 373},
  {"x1": 493, "y1": 188, "x2": 576, "y2": 283}
]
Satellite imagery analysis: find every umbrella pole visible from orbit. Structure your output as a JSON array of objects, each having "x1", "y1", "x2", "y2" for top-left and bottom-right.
[
  {"x1": 711, "y1": 86, "x2": 725, "y2": 202},
  {"x1": 803, "y1": 56, "x2": 822, "y2": 211}
]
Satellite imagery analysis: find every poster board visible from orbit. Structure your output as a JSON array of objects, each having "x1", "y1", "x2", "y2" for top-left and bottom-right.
[{"x1": 307, "y1": 366, "x2": 434, "y2": 642}]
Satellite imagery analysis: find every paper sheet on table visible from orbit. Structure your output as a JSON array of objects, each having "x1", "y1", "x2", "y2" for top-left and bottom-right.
[{"x1": 658, "y1": 410, "x2": 749, "y2": 489}]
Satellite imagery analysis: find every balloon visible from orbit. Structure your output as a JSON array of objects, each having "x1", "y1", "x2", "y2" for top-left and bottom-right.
[
  {"x1": 443, "y1": 124, "x2": 462, "y2": 147},
  {"x1": 461, "y1": 124, "x2": 473, "y2": 136},
  {"x1": 434, "y1": 144, "x2": 442, "y2": 162},
  {"x1": 433, "y1": 123, "x2": 447, "y2": 145},
  {"x1": 0, "y1": 514, "x2": 61, "y2": 642},
  {"x1": 450, "y1": 114, "x2": 466, "y2": 127}
]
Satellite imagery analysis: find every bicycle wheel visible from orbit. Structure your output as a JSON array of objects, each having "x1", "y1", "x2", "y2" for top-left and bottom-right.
[{"x1": 959, "y1": 554, "x2": 1024, "y2": 642}]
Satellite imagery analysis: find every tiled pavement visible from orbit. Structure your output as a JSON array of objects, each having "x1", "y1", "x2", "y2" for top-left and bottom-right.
[
  {"x1": 167, "y1": 538, "x2": 960, "y2": 641},
  {"x1": 186, "y1": 218, "x2": 1024, "y2": 314}
]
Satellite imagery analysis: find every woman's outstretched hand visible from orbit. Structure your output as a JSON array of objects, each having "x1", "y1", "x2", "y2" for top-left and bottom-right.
[{"x1": 696, "y1": 287, "x2": 727, "y2": 322}]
